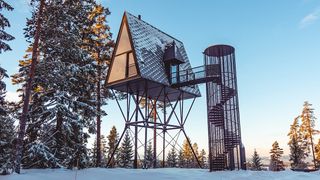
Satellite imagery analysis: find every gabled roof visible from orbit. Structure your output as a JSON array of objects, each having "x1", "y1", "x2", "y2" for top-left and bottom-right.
[
  {"x1": 107, "y1": 12, "x2": 200, "y2": 97},
  {"x1": 125, "y1": 12, "x2": 200, "y2": 96}
]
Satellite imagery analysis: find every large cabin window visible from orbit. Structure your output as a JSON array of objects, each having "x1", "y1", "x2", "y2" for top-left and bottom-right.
[{"x1": 108, "y1": 22, "x2": 138, "y2": 83}]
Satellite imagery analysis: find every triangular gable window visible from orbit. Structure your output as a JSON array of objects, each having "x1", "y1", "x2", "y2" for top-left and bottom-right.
[{"x1": 108, "y1": 19, "x2": 137, "y2": 83}]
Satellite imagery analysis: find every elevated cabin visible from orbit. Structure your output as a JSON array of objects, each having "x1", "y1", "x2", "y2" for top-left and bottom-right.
[{"x1": 105, "y1": 12, "x2": 200, "y2": 102}]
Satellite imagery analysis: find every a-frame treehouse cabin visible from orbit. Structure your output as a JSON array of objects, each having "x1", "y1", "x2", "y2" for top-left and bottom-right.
[{"x1": 106, "y1": 12, "x2": 201, "y2": 101}]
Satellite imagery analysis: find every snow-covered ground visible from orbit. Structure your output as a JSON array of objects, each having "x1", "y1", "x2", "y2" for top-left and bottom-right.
[{"x1": 1, "y1": 168, "x2": 320, "y2": 180}]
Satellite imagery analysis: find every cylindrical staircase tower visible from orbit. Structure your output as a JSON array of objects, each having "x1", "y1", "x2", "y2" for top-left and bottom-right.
[{"x1": 204, "y1": 45, "x2": 246, "y2": 171}]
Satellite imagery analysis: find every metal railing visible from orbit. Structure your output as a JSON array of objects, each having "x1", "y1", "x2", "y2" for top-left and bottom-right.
[{"x1": 171, "y1": 64, "x2": 221, "y2": 85}]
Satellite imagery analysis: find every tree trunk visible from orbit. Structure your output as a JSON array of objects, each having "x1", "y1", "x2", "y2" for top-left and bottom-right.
[
  {"x1": 96, "y1": 57, "x2": 102, "y2": 167},
  {"x1": 15, "y1": 0, "x2": 45, "y2": 174}
]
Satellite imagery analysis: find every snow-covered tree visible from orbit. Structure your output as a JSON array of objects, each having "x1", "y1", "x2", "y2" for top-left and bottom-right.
[
  {"x1": 269, "y1": 141, "x2": 285, "y2": 171},
  {"x1": 166, "y1": 147, "x2": 178, "y2": 168},
  {"x1": 299, "y1": 101, "x2": 318, "y2": 167},
  {"x1": 119, "y1": 131, "x2": 133, "y2": 168},
  {"x1": 0, "y1": 67, "x2": 15, "y2": 175},
  {"x1": 0, "y1": 67, "x2": 8, "y2": 114},
  {"x1": 11, "y1": 47, "x2": 61, "y2": 169},
  {"x1": 83, "y1": 3, "x2": 114, "y2": 167},
  {"x1": 0, "y1": 0, "x2": 14, "y2": 53},
  {"x1": 251, "y1": 149, "x2": 262, "y2": 171},
  {"x1": 13, "y1": 0, "x2": 106, "y2": 170},
  {"x1": 0, "y1": 0, "x2": 15, "y2": 173}
]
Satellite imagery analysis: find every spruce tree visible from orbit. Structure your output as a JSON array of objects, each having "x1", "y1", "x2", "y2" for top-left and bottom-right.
[
  {"x1": 119, "y1": 131, "x2": 133, "y2": 168},
  {"x1": 107, "y1": 126, "x2": 119, "y2": 168},
  {"x1": 299, "y1": 101, "x2": 317, "y2": 168},
  {"x1": 0, "y1": 0, "x2": 15, "y2": 175},
  {"x1": 182, "y1": 138, "x2": 193, "y2": 168},
  {"x1": 251, "y1": 149, "x2": 262, "y2": 171},
  {"x1": 269, "y1": 141, "x2": 285, "y2": 171},
  {"x1": 288, "y1": 116, "x2": 305, "y2": 169},
  {"x1": 14, "y1": 0, "x2": 102, "y2": 170},
  {"x1": 289, "y1": 137, "x2": 306, "y2": 169},
  {"x1": 90, "y1": 135, "x2": 108, "y2": 167},
  {"x1": 145, "y1": 141, "x2": 153, "y2": 168},
  {"x1": 178, "y1": 150, "x2": 185, "y2": 168},
  {"x1": 0, "y1": 67, "x2": 8, "y2": 114},
  {"x1": 199, "y1": 149, "x2": 206, "y2": 168},
  {"x1": 83, "y1": 4, "x2": 113, "y2": 167},
  {"x1": 0, "y1": 67, "x2": 15, "y2": 175},
  {"x1": 11, "y1": 47, "x2": 61, "y2": 169},
  {"x1": 0, "y1": 0, "x2": 14, "y2": 53},
  {"x1": 167, "y1": 147, "x2": 178, "y2": 168}
]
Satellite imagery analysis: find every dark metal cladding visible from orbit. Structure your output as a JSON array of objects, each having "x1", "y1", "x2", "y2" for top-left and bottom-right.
[{"x1": 163, "y1": 41, "x2": 184, "y2": 65}]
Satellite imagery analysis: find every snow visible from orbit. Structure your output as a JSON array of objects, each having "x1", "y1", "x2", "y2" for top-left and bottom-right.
[{"x1": 1, "y1": 168, "x2": 320, "y2": 180}]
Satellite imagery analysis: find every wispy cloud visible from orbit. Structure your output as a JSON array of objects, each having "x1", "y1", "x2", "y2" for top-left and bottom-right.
[{"x1": 300, "y1": 8, "x2": 320, "y2": 28}]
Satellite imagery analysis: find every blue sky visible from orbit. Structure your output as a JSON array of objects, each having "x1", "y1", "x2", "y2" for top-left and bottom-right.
[{"x1": 1, "y1": 0, "x2": 320, "y2": 157}]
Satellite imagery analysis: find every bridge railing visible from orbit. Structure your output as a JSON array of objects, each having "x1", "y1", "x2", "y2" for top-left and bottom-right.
[{"x1": 171, "y1": 64, "x2": 221, "y2": 85}]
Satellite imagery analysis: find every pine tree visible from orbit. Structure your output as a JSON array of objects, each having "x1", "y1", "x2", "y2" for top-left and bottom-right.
[
  {"x1": 90, "y1": 135, "x2": 108, "y2": 167},
  {"x1": 251, "y1": 149, "x2": 262, "y2": 171},
  {"x1": 14, "y1": 0, "x2": 102, "y2": 170},
  {"x1": 199, "y1": 149, "x2": 206, "y2": 168},
  {"x1": 15, "y1": 0, "x2": 45, "y2": 173},
  {"x1": 315, "y1": 139, "x2": 320, "y2": 168},
  {"x1": 167, "y1": 147, "x2": 178, "y2": 168},
  {"x1": 0, "y1": 67, "x2": 8, "y2": 114},
  {"x1": 289, "y1": 137, "x2": 306, "y2": 169},
  {"x1": 107, "y1": 126, "x2": 119, "y2": 168},
  {"x1": 11, "y1": 46, "x2": 60, "y2": 169},
  {"x1": 288, "y1": 116, "x2": 306, "y2": 169},
  {"x1": 269, "y1": 141, "x2": 285, "y2": 171},
  {"x1": 0, "y1": 67, "x2": 15, "y2": 175},
  {"x1": 0, "y1": 0, "x2": 14, "y2": 53},
  {"x1": 299, "y1": 101, "x2": 318, "y2": 168},
  {"x1": 145, "y1": 141, "x2": 153, "y2": 168},
  {"x1": 119, "y1": 131, "x2": 133, "y2": 168},
  {"x1": 83, "y1": 4, "x2": 113, "y2": 167},
  {"x1": 182, "y1": 138, "x2": 193, "y2": 168},
  {"x1": 178, "y1": 150, "x2": 185, "y2": 168}
]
